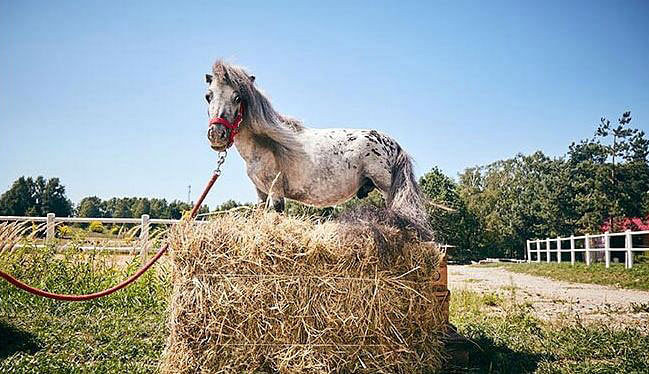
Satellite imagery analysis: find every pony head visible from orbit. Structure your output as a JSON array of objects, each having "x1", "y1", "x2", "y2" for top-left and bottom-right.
[{"x1": 205, "y1": 61, "x2": 256, "y2": 151}]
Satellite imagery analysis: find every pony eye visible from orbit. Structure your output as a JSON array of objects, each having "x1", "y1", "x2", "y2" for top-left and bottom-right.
[{"x1": 233, "y1": 95, "x2": 240, "y2": 103}]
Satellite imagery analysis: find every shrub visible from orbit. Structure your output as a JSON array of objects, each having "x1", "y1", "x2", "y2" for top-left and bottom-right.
[
  {"x1": 89, "y1": 221, "x2": 104, "y2": 233},
  {"x1": 57, "y1": 225, "x2": 74, "y2": 238},
  {"x1": 637, "y1": 252, "x2": 649, "y2": 264},
  {"x1": 110, "y1": 225, "x2": 120, "y2": 236}
]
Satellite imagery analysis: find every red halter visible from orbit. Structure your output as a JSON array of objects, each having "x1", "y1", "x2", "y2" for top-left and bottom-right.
[{"x1": 209, "y1": 103, "x2": 245, "y2": 147}]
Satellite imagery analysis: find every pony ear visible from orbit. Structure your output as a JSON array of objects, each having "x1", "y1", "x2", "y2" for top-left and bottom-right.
[
  {"x1": 249, "y1": 75, "x2": 255, "y2": 83},
  {"x1": 205, "y1": 74, "x2": 213, "y2": 84}
]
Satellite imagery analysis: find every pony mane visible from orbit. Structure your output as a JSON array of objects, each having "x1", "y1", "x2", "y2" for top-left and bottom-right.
[{"x1": 212, "y1": 60, "x2": 305, "y2": 155}]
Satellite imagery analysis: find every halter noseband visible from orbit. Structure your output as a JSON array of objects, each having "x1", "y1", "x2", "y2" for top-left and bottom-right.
[{"x1": 209, "y1": 103, "x2": 245, "y2": 147}]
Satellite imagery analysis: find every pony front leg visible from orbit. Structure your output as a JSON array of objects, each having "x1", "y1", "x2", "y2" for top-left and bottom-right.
[
  {"x1": 256, "y1": 187, "x2": 285, "y2": 213},
  {"x1": 270, "y1": 197, "x2": 285, "y2": 212}
]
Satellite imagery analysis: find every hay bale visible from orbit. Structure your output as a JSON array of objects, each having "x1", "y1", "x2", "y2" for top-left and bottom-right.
[{"x1": 162, "y1": 210, "x2": 447, "y2": 373}]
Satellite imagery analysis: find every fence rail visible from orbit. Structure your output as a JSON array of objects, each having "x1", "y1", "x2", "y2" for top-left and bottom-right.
[
  {"x1": 0, "y1": 214, "x2": 459, "y2": 260},
  {"x1": 526, "y1": 230, "x2": 649, "y2": 269},
  {"x1": 0, "y1": 213, "x2": 189, "y2": 260}
]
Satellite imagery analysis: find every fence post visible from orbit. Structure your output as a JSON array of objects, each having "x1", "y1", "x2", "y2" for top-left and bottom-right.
[
  {"x1": 604, "y1": 231, "x2": 610, "y2": 268},
  {"x1": 557, "y1": 236, "x2": 562, "y2": 263},
  {"x1": 526, "y1": 240, "x2": 531, "y2": 263},
  {"x1": 570, "y1": 235, "x2": 575, "y2": 265},
  {"x1": 585, "y1": 234, "x2": 591, "y2": 266},
  {"x1": 546, "y1": 238, "x2": 550, "y2": 263},
  {"x1": 140, "y1": 214, "x2": 150, "y2": 261},
  {"x1": 46, "y1": 213, "x2": 55, "y2": 244},
  {"x1": 536, "y1": 240, "x2": 541, "y2": 263},
  {"x1": 625, "y1": 230, "x2": 633, "y2": 269}
]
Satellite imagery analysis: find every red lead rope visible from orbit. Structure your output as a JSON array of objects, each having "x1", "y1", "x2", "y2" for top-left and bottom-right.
[{"x1": 0, "y1": 171, "x2": 221, "y2": 301}]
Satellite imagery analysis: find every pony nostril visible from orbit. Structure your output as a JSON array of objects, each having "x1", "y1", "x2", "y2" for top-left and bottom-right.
[{"x1": 207, "y1": 126, "x2": 228, "y2": 143}]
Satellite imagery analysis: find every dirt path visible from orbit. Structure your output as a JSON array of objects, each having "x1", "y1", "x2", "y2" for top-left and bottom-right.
[{"x1": 448, "y1": 265, "x2": 649, "y2": 329}]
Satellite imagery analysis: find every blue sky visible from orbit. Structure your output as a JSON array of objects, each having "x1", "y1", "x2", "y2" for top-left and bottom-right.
[{"x1": 1, "y1": 0, "x2": 648, "y2": 209}]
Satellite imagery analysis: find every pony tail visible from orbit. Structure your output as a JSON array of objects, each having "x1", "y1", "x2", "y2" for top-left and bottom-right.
[{"x1": 387, "y1": 148, "x2": 434, "y2": 241}]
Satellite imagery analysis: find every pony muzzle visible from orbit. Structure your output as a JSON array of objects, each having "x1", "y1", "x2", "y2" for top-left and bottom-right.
[
  {"x1": 207, "y1": 124, "x2": 229, "y2": 151},
  {"x1": 207, "y1": 103, "x2": 244, "y2": 150}
]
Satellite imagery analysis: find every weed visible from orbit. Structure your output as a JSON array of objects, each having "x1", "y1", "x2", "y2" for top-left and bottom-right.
[
  {"x1": 630, "y1": 302, "x2": 649, "y2": 313},
  {"x1": 482, "y1": 293, "x2": 504, "y2": 307},
  {"x1": 501, "y1": 284, "x2": 519, "y2": 292}
]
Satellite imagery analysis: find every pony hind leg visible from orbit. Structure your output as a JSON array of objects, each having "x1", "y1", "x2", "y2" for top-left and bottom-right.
[{"x1": 356, "y1": 177, "x2": 376, "y2": 199}]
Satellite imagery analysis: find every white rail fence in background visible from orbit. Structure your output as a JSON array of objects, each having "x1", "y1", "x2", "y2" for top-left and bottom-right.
[
  {"x1": 0, "y1": 213, "x2": 186, "y2": 260},
  {"x1": 527, "y1": 230, "x2": 649, "y2": 269}
]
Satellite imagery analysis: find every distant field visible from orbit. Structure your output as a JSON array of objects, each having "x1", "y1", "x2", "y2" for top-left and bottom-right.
[{"x1": 500, "y1": 262, "x2": 649, "y2": 291}]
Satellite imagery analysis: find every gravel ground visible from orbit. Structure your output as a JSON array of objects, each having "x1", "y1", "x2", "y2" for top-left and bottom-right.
[{"x1": 448, "y1": 264, "x2": 649, "y2": 329}]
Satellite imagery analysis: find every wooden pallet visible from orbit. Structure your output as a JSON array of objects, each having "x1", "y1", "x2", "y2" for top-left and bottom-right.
[
  {"x1": 432, "y1": 254, "x2": 480, "y2": 364},
  {"x1": 431, "y1": 254, "x2": 450, "y2": 323}
]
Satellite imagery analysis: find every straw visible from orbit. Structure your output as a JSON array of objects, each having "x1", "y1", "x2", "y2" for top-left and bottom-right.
[{"x1": 162, "y1": 208, "x2": 446, "y2": 373}]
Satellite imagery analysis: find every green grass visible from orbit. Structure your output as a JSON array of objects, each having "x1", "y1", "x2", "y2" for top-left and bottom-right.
[
  {"x1": 0, "y1": 244, "x2": 169, "y2": 373},
  {"x1": 499, "y1": 262, "x2": 649, "y2": 291},
  {"x1": 1, "y1": 246, "x2": 648, "y2": 373},
  {"x1": 450, "y1": 289, "x2": 649, "y2": 373}
]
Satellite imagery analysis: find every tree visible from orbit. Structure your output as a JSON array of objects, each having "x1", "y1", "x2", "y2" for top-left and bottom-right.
[
  {"x1": 568, "y1": 111, "x2": 649, "y2": 232},
  {"x1": 284, "y1": 190, "x2": 384, "y2": 218},
  {"x1": 0, "y1": 177, "x2": 37, "y2": 216},
  {"x1": 419, "y1": 167, "x2": 480, "y2": 259},
  {"x1": 0, "y1": 176, "x2": 73, "y2": 217},
  {"x1": 29, "y1": 176, "x2": 47, "y2": 216},
  {"x1": 456, "y1": 152, "x2": 575, "y2": 258},
  {"x1": 458, "y1": 161, "x2": 526, "y2": 258},
  {"x1": 167, "y1": 200, "x2": 193, "y2": 219},
  {"x1": 104, "y1": 198, "x2": 132, "y2": 218},
  {"x1": 213, "y1": 199, "x2": 245, "y2": 212},
  {"x1": 77, "y1": 196, "x2": 106, "y2": 217},
  {"x1": 40, "y1": 178, "x2": 74, "y2": 216},
  {"x1": 150, "y1": 198, "x2": 170, "y2": 218},
  {"x1": 132, "y1": 198, "x2": 151, "y2": 217},
  {"x1": 454, "y1": 111, "x2": 648, "y2": 259}
]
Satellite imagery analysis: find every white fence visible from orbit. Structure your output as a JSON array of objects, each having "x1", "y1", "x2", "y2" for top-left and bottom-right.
[
  {"x1": 0, "y1": 213, "x2": 184, "y2": 260},
  {"x1": 527, "y1": 230, "x2": 649, "y2": 269}
]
